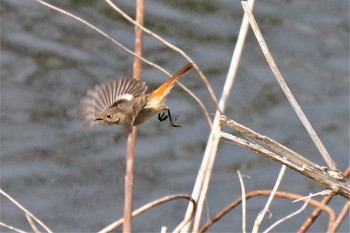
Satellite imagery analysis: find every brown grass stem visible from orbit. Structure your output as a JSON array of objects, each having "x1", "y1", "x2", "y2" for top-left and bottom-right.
[
  {"x1": 99, "y1": 194, "x2": 196, "y2": 233},
  {"x1": 123, "y1": 1, "x2": 145, "y2": 232},
  {"x1": 199, "y1": 190, "x2": 336, "y2": 233}
]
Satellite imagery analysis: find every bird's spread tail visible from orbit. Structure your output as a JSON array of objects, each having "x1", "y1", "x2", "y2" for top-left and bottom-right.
[{"x1": 150, "y1": 63, "x2": 193, "y2": 99}]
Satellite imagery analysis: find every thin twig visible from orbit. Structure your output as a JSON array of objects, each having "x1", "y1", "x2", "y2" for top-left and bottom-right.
[
  {"x1": 237, "y1": 170, "x2": 247, "y2": 233},
  {"x1": 99, "y1": 194, "x2": 196, "y2": 233},
  {"x1": 253, "y1": 165, "x2": 287, "y2": 233},
  {"x1": 173, "y1": 196, "x2": 197, "y2": 233},
  {"x1": 298, "y1": 195, "x2": 332, "y2": 233},
  {"x1": 0, "y1": 222, "x2": 27, "y2": 233},
  {"x1": 241, "y1": 1, "x2": 338, "y2": 172},
  {"x1": 330, "y1": 202, "x2": 350, "y2": 232},
  {"x1": 181, "y1": 0, "x2": 256, "y2": 231},
  {"x1": 0, "y1": 189, "x2": 53, "y2": 233},
  {"x1": 25, "y1": 213, "x2": 41, "y2": 233},
  {"x1": 293, "y1": 190, "x2": 333, "y2": 203},
  {"x1": 263, "y1": 198, "x2": 310, "y2": 233},
  {"x1": 33, "y1": 0, "x2": 152, "y2": 70},
  {"x1": 199, "y1": 190, "x2": 336, "y2": 233}
]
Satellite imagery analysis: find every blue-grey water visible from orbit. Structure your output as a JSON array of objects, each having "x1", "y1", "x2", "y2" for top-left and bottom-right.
[{"x1": 1, "y1": 0, "x2": 349, "y2": 232}]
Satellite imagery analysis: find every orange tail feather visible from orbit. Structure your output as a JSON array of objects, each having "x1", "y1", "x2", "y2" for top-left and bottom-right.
[{"x1": 150, "y1": 63, "x2": 193, "y2": 99}]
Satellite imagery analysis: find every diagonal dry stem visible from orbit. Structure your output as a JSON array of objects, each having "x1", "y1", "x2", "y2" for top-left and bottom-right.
[
  {"x1": 0, "y1": 189, "x2": 53, "y2": 233},
  {"x1": 0, "y1": 222, "x2": 27, "y2": 233},
  {"x1": 99, "y1": 194, "x2": 196, "y2": 233},
  {"x1": 241, "y1": 1, "x2": 338, "y2": 173},
  {"x1": 215, "y1": 129, "x2": 350, "y2": 200},
  {"x1": 263, "y1": 199, "x2": 310, "y2": 233},
  {"x1": 199, "y1": 190, "x2": 336, "y2": 233},
  {"x1": 253, "y1": 165, "x2": 287, "y2": 233}
]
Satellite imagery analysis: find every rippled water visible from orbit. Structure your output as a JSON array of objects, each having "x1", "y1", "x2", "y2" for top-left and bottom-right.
[{"x1": 1, "y1": 0, "x2": 349, "y2": 232}]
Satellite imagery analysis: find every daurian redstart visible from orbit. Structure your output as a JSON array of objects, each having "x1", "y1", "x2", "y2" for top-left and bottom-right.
[{"x1": 78, "y1": 63, "x2": 193, "y2": 132}]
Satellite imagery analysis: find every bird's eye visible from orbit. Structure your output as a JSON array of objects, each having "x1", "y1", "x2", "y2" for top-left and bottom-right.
[{"x1": 106, "y1": 114, "x2": 111, "y2": 118}]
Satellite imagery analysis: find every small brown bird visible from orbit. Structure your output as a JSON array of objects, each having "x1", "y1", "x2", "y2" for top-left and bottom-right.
[{"x1": 78, "y1": 63, "x2": 193, "y2": 132}]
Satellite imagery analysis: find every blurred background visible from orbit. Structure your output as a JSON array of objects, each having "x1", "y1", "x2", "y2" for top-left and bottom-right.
[{"x1": 1, "y1": 0, "x2": 349, "y2": 232}]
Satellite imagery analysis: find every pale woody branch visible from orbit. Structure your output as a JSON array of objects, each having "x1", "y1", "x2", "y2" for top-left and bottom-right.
[{"x1": 216, "y1": 115, "x2": 350, "y2": 200}]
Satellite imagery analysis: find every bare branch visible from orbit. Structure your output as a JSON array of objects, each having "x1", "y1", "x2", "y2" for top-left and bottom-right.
[
  {"x1": 241, "y1": 1, "x2": 339, "y2": 172},
  {"x1": 25, "y1": 213, "x2": 41, "y2": 233},
  {"x1": 263, "y1": 199, "x2": 310, "y2": 233},
  {"x1": 215, "y1": 129, "x2": 350, "y2": 200},
  {"x1": 331, "y1": 202, "x2": 350, "y2": 232},
  {"x1": 237, "y1": 170, "x2": 247, "y2": 233},
  {"x1": 199, "y1": 190, "x2": 336, "y2": 233},
  {"x1": 182, "y1": 0, "x2": 256, "y2": 231},
  {"x1": 0, "y1": 222, "x2": 27, "y2": 233},
  {"x1": 299, "y1": 167, "x2": 350, "y2": 232},
  {"x1": 99, "y1": 194, "x2": 196, "y2": 233},
  {"x1": 0, "y1": 189, "x2": 53, "y2": 233},
  {"x1": 253, "y1": 166, "x2": 287, "y2": 233}
]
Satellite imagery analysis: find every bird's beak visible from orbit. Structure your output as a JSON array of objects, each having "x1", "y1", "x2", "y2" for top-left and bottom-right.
[{"x1": 94, "y1": 118, "x2": 103, "y2": 121}]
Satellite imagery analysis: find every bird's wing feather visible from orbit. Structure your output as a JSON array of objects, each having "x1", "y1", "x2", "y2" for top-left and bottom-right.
[{"x1": 78, "y1": 78, "x2": 147, "y2": 127}]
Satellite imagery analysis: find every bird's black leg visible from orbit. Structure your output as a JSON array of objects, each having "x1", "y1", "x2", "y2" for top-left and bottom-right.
[
  {"x1": 158, "y1": 111, "x2": 168, "y2": 121},
  {"x1": 158, "y1": 109, "x2": 181, "y2": 127}
]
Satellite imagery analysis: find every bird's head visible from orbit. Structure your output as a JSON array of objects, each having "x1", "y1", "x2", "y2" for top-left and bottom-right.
[{"x1": 95, "y1": 108, "x2": 121, "y2": 124}]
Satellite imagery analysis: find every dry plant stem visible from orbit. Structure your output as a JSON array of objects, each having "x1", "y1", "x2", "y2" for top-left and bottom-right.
[
  {"x1": 241, "y1": 1, "x2": 338, "y2": 172},
  {"x1": 0, "y1": 189, "x2": 53, "y2": 233},
  {"x1": 31, "y1": 2, "x2": 164, "y2": 77},
  {"x1": 25, "y1": 213, "x2": 40, "y2": 233},
  {"x1": 179, "y1": 84, "x2": 213, "y2": 129},
  {"x1": 298, "y1": 195, "x2": 333, "y2": 233},
  {"x1": 0, "y1": 222, "x2": 27, "y2": 233},
  {"x1": 199, "y1": 190, "x2": 336, "y2": 233},
  {"x1": 219, "y1": 116, "x2": 350, "y2": 199},
  {"x1": 133, "y1": 0, "x2": 144, "y2": 81},
  {"x1": 330, "y1": 202, "x2": 350, "y2": 232},
  {"x1": 237, "y1": 170, "x2": 247, "y2": 233},
  {"x1": 216, "y1": 130, "x2": 350, "y2": 200},
  {"x1": 220, "y1": 115, "x2": 350, "y2": 200},
  {"x1": 253, "y1": 165, "x2": 287, "y2": 233},
  {"x1": 298, "y1": 167, "x2": 350, "y2": 233},
  {"x1": 293, "y1": 190, "x2": 333, "y2": 202},
  {"x1": 219, "y1": 116, "x2": 323, "y2": 170},
  {"x1": 124, "y1": 127, "x2": 137, "y2": 233},
  {"x1": 263, "y1": 199, "x2": 310, "y2": 233},
  {"x1": 123, "y1": 1, "x2": 144, "y2": 232},
  {"x1": 181, "y1": 1, "x2": 256, "y2": 232},
  {"x1": 33, "y1": 0, "x2": 149, "y2": 68},
  {"x1": 99, "y1": 194, "x2": 196, "y2": 233}
]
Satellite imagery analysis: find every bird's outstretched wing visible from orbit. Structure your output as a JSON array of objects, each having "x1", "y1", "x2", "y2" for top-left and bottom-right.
[{"x1": 78, "y1": 78, "x2": 147, "y2": 127}]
